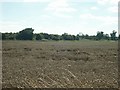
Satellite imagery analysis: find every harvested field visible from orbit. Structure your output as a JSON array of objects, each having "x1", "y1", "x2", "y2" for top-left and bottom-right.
[{"x1": 2, "y1": 40, "x2": 118, "y2": 88}]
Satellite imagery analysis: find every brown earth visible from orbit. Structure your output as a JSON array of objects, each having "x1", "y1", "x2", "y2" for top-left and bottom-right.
[{"x1": 2, "y1": 40, "x2": 118, "y2": 88}]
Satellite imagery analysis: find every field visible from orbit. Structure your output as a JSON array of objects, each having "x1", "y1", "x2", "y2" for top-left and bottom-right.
[{"x1": 2, "y1": 40, "x2": 118, "y2": 88}]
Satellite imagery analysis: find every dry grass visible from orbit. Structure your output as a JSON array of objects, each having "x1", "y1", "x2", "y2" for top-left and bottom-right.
[{"x1": 2, "y1": 40, "x2": 118, "y2": 88}]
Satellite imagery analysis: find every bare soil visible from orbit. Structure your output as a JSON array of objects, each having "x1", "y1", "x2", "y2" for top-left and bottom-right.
[{"x1": 2, "y1": 40, "x2": 118, "y2": 88}]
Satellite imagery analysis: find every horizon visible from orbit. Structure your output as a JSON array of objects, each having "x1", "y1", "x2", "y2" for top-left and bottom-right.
[
  {"x1": 1, "y1": 28, "x2": 119, "y2": 36},
  {"x1": 0, "y1": 0, "x2": 118, "y2": 36}
]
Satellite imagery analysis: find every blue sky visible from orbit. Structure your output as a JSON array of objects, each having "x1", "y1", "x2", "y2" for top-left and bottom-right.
[{"x1": 0, "y1": 0, "x2": 118, "y2": 35}]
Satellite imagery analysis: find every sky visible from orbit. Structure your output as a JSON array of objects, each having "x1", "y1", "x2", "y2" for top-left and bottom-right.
[{"x1": 0, "y1": 0, "x2": 118, "y2": 35}]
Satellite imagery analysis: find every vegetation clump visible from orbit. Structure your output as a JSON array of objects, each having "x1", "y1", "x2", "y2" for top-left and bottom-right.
[{"x1": 1, "y1": 28, "x2": 119, "y2": 41}]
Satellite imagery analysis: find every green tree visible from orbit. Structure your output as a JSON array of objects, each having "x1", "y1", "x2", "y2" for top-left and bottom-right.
[
  {"x1": 16, "y1": 28, "x2": 34, "y2": 40},
  {"x1": 0, "y1": 32, "x2": 2, "y2": 40},
  {"x1": 2, "y1": 33, "x2": 5, "y2": 40},
  {"x1": 40, "y1": 33, "x2": 50, "y2": 40},
  {"x1": 78, "y1": 32, "x2": 84, "y2": 40},
  {"x1": 35, "y1": 34, "x2": 43, "y2": 40},
  {"x1": 50, "y1": 34, "x2": 60, "y2": 41},
  {"x1": 103, "y1": 34, "x2": 109, "y2": 40},
  {"x1": 61, "y1": 33, "x2": 68, "y2": 40},
  {"x1": 84, "y1": 34, "x2": 89, "y2": 39},
  {"x1": 110, "y1": 30, "x2": 117, "y2": 40},
  {"x1": 96, "y1": 31, "x2": 104, "y2": 40},
  {"x1": 61, "y1": 33, "x2": 75, "y2": 40},
  {"x1": 75, "y1": 34, "x2": 80, "y2": 40},
  {"x1": 2, "y1": 33, "x2": 16, "y2": 40}
]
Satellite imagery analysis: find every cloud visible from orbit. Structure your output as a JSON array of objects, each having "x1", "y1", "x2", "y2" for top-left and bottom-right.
[
  {"x1": 0, "y1": 22, "x2": 19, "y2": 32},
  {"x1": 0, "y1": 20, "x2": 100, "y2": 35},
  {"x1": 70, "y1": 0, "x2": 96, "y2": 3},
  {"x1": 97, "y1": 0, "x2": 119, "y2": 5},
  {"x1": 97, "y1": 0, "x2": 108, "y2": 5},
  {"x1": 44, "y1": 0, "x2": 77, "y2": 18},
  {"x1": 40, "y1": 15, "x2": 51, "y2": 18},
  {"x1": 79, "y1": 13, "x2": 117, "y2": 35},
  {"x1": 109, "y1": 0, "x2": 119, "y2": 5},
  {"x1": 108, "y1": 6, "x2": 118, "y2": 13},
  {"x1": 90, "y1": 6, "x2": 99, "y2": 10},
  {"x1": 79, "y1": 13, "x2": 117, "y2": 25},
  {"x1": 0, "y1": 0, "x2": 53, "y2": 2},
  {"x1": 34, "y1": 25, "x2": 98, "y2": 35},
  {"x1": 23, "y1": 0, "x2": 40, "y2": 2},
  {"x1": 45, "y1": 0, "x2": 77, "y2": 13},
  {"x1": 53, "y1": 13, "x2": 73, "y2": 18},
  {"x1": 0, "y1": 21, "x2": 30, "y2": 33},
  {"x1": 0, "y1": 0, "x2": 22, "y2": 2},
  {"x1": 23, "y1": 0, "x2": 51, "y2": 2}
]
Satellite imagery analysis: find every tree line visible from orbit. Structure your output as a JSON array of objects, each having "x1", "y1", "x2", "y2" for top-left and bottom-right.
[{"x1": 1, "y1": 28, "x2": 119, "y2": 41}]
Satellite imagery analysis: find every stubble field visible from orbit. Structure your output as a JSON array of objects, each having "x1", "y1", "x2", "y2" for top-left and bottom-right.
[{"x1": 2, "y1": 40, "x2": 118, "y2": 88}]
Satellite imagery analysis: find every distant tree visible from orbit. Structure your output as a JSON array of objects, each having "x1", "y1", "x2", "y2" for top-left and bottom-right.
[
  {"x1": 79, "y1": 32, "x2": 84, "y2": 39},
  {"x1": 103, "y1": 34, "x2": 110, "y2": 40},
  {"x1": 0, "y1": 32, "x2": 2, "y2": 40},
  {"x1": 50, "y1": 34, "x2": 60, "y2": 41},
  {"x1": 2, "y1": 33, "x2": 5, "y2": 40},
  {"x1": 72, "y1": 35, "x2": 76, "y2": 40},
  {"x1": 8, "y1": 33, "x2": 16, "y2": 40},
  {"x1": 61, "y1": 33, "x2": 75, "y2": 40},
  {"x1": 110, "y1": 30, "x2": 117, "y2": 40},
  {"x1": 35, "y1": 34, "x2": 43, "y2": 40},
  {"x1": 2, "y1": 33, "x2": 16, "y2": 40},
  {"x1": 61, "y1": 33, "x2": 68, "y2": 40},
  {"x1": 88, "y1": 35, "x2": 96, "y2": 40},
  {"x1": 40, "y1": 33, "x2": 50, "y2": 40},
  {"x1": 16, "y1": 28, "x2": 34, "y2": 40},
  {"x1": 1, "y1": 29, "x2": 119, "y2": 41},
  {"x1": 84, "y1": 34, "x2": 89, "y2": 39},
  {"x1": 96, "y1": 31, "x2": 104, "y2": 40},
  {"x1": 75, "y1": 34, "x2": 80, "y2": 40}
]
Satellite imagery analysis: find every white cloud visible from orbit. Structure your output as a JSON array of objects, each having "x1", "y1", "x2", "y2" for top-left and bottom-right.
[
  {"x1": 97, "y1": 0, "x2": 119, "y2": 5},
  {"x1": 40, "y1": 15, "x2": 51, "y2": 18},
  {"x1": 90, "y1": 6, "x2": 99, "y2": 10},
  {"x1": 23, "y1": 0, "x2": 40, "y2": 2},
  {"x1": 70, "y1": 0, "x2": 96, "y2": 3},
  {"x1": 34, "y1": 25, "x2": 98, "y2": 35},
  {"x1": 23, "y1": 0, "x2": 52, "y2": 2},
  {"x1": 79, "y1": 13, "x2": 117, "y2": 25},
  {"x1": 109, "y1": 0, "x2": 119, "y2": 5},
  {"x1": 108, "y1": 6, "x2": 118, "y2": 13},
  {"x1": 23, "y1": 0, "x2": 38, "y2": 2},
  {"x1": 0, "y1": 21, "x2": 30, "y2": 33},
  {"x1": 79, "y1": 13, "x2": 118, "y2": 35},
  {"x1": 45, "y1": 0, "x2": 77, "y2": 13},
  {"x1": 0, "y1": 20, "x2": 99, "y2": 35},
  {"x1": 0, "y1": 0, "x2": 22, "y2": 2},
  {"x1": 53, "y1": 13, "x2": 73, "y2": 18},
  {"x1": 0, "y1": 0, "x2": 53, "y2": 2},
  {"x1": 97, "y1": 0, "x2": 108, "y2": 5},
  {"x1": 0, "y1": 21, "x2": 50, "y2": 33}
]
